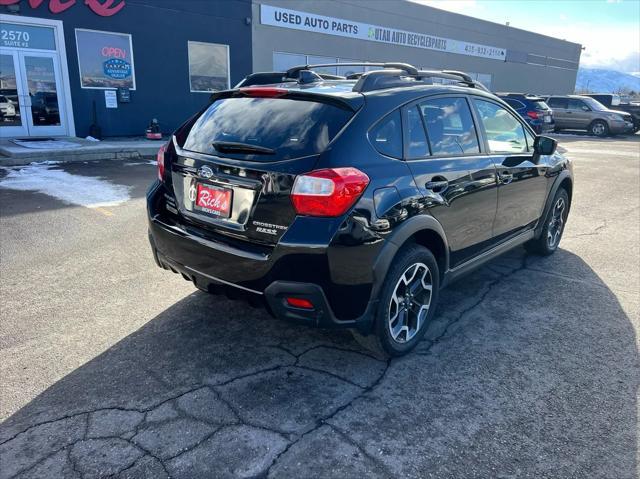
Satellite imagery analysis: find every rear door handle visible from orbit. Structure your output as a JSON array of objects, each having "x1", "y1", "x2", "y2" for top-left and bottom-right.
[{"x1": 425, "y1": 180, "x2": 449, "y2": 193}]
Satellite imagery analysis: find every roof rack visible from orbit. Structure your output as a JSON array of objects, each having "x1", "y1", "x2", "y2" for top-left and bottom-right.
[
  {"x1": 353, "y1": 68, "x2": 489, "y2": 93},
  {"x1": 285, "y1": 62, "x2": 419, "y2": 78},
  {"x1": 235, "y1": 71, "x2": 345, "y2": 88},
  {"x1": 284, "y1": 62, "x2": 488, "y2": 93}
]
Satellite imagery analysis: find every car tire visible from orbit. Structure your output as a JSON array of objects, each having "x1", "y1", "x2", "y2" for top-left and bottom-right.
[
  {"x1": 525, "y1": 188, "x2": 569, "y2": 256},
  {"x1": 589, "y1": 120, "x2": 609, "y2": 137},
  {"x1": 352, "y1": 244, "x2": 440, "y2": 357}
]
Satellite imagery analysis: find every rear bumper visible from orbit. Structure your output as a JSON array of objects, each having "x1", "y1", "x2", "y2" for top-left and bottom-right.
[
  {"x1": 149, "y1": 235, "x2": 375, "y2": 331},
  {"x1": 147, "y1": 182, "x2": 377, "y2": 329},
  {"x1": 528, "y1": 119, "x2": 555, "y2": 134}
]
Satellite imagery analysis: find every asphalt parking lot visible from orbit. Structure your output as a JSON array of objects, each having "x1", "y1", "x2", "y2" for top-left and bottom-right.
[{"x1": 0, "y1": 134, "x2": 638, "y2": 478}]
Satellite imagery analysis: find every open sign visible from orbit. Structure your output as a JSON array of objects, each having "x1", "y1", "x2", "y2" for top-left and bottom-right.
[{"x1": 101, "y1": 47, "x2": 126, "y2": 59}]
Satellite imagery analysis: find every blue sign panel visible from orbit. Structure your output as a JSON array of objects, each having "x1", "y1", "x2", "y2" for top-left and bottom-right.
[{"x1": 103, "y1": 58, "x2": 132, "y2": 80}]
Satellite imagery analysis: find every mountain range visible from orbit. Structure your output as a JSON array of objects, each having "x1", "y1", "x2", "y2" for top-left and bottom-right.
[{"x1": 575, "y1": 68, "x2": 640, "y2": 93}]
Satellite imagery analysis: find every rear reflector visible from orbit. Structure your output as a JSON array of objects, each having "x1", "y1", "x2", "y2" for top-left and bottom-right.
[
  {"x1": 285, "y1": 297, "x2": 315, "y2": 309},
  {"x1": 291, "y1": 167, "x2": 369, "y2": 217},
  {"x1": 157, "y1": 143, "x2": 167, "y2": 182},
  {"x1": 239, "y1": 87, "x2": 288, "y2": 98}
]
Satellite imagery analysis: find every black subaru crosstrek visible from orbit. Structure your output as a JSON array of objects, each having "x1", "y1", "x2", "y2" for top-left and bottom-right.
[{"x1": 147, "y1": 63, "x2": 573, "y2": 356}]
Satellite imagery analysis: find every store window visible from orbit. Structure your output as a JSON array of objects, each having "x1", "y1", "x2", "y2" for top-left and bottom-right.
[
  {"x1": 75, "y1": 29, "x2": 135, "y2": 90},
  {"x1": 273, "y1": 52, "x2": 377, "y2": 77},
  {"x1": 273, "y1": 52, "x2": 306, "y2": 72},
  {"x1": 1, "y1": 23, "x2": 56, "y2": 50},
  {"x1": 338, "y1": 59, "x2": 365, "y2": 77},
  {"x1": 307, "y1": 55, "x2": 337, "y2": 75},
  {"x1": 188, "y1": 41, "x2": 229, "y2": 93},
  {"x1": 427, "y1": 71, "x2": 492, "y2": 90}
]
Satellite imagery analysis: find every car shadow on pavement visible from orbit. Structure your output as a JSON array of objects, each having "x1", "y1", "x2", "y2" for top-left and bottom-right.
[{"x1": 0, "y1": 248, "x2": 638, "y2": 478}]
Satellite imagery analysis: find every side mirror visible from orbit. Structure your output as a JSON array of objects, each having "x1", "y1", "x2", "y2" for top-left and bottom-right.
[{"x1": 534, "y1": 135, "x2": 557, "y2": 156}]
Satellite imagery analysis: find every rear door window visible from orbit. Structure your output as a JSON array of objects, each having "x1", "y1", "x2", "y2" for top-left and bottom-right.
[
  {"x1": 568, "y1": 99, "x2": 588, "y2": 111},
  {"x1": 419, "y1": 97, "x2": 480, "y2": 156},
  {"x1": 473, "y1": 99, "x2": 528, "y2": 154},
  {"x1": 182, "y1": 96, "x2": 353, "y2": 161},
  {"x1": 547, "y1": 97, "x2": 568, "y2": 109},
  {"x1": 369, "y1": 110, "x2": 403, "y2": 158},
  {"x1": 405, "y1": 105, "x2": 429, "y2": 158}
]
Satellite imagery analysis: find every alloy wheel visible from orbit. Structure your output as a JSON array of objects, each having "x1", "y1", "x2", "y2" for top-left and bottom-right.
[
  {"x1": 547, "y1": 197, "x2": 566, "y2": 248},
  {"x1": 388, "y1": 262, "x2": 433, "y2": 343},
  {"x1": 592, "y1": 122, "x2": 606, "y2": 136}
]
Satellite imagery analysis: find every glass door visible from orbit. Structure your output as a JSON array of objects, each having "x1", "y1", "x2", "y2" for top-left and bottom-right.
[
  {"x1": 18, "y1": 51, "x2": 67, "y2": 137},
  {"x1": 0, "y1": 50, "x2": 29, "y2": 137}
]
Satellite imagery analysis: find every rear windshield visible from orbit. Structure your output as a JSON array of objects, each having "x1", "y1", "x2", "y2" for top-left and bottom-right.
[
  {"x1": 532, "y1": 100, "x2": 550, "y2": 110},
  {"x1": 182, "y1": 97, "x2": 353, "y2": 161}
]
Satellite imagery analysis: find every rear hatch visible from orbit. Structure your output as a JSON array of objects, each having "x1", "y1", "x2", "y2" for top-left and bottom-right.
[
  {"x1": 530, "y1": 98, "x2": 553, "y2": 123},
  {"x1": 168, "y1": 88, "x2": 359, "y2": 245}
]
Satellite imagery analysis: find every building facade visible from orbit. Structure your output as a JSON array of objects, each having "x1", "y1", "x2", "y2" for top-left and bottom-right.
[
  {"x1": 0, "y1": 0, "x2": 253, "y2": 138},
  {"x1": 1, "y1": 0, "x2": 581, "y2": 139},
  {"x1": 252, "y1": 1, "x2": 581, "y2": 94}
]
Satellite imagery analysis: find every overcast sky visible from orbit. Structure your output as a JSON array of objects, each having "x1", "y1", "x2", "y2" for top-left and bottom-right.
[{"x1": 411, "y1": 0, "x2": 640, "y2": 73}]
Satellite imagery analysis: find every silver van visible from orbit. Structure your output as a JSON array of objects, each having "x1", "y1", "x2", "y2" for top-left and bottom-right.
[{"x1": 547, "y1": 95, "x2": 634, "y2": 137}]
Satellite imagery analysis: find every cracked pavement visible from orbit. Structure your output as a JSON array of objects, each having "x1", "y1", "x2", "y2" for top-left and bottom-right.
[{"x1": 1, "y1": 134, "x2": 639, "y2": 478}]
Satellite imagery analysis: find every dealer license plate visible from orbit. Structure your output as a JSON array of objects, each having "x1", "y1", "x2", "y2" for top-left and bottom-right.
[{"x1": 194, "y1": 183, "x2": 232, "y2": 218}]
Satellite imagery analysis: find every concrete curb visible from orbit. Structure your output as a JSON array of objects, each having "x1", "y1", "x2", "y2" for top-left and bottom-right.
[
  {"x1": 0, "y1": 148, "x2": 159, "y2": 167},
  {"x1": 0, "y1": 139, "x2": 162, "y2": 167}
]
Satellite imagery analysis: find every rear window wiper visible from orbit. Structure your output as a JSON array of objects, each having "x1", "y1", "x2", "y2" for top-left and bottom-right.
[{"x1": 211, "y1": 141, "x2": 275, "y2": 155}]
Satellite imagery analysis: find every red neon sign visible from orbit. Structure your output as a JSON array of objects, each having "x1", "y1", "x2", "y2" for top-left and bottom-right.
[
  {"x1": 101, "y1": 46, "x2": 126, "y2": 58},
  {"x1": 0, "y1": 0, "x2": 126, "y2": 17}
]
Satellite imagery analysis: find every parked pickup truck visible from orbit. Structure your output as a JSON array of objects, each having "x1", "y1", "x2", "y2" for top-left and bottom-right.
[{"x1": 583, "y1": 94, "x2": 640, "y2": 133}]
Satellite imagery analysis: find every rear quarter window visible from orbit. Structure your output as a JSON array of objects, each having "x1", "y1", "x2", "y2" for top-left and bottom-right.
[
  {"x1": 182, "y1": 96, "x2": 353, "y2": 161},
  {"x1": 368, "y1": 110, "x2": 403, "y2": 158},
  {"x1": 504, "y1": 99, "x2": 525, "y2": 110},
  {"x1": 532, "y1": 100, "x2": 550, "y2": 110}
]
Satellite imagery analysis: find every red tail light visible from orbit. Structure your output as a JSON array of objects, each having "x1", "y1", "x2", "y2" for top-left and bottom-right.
[
  {"x1": 239, "y1": 87, "x2": 288, "y2": 98},
  {"x1": 291, "y1": 167, "x2": 370, "y2": 217},
  {"x1": 157, "y1": 143, "x2": 167, "y2": 182},
  {"x1": 526, "y1": 111, "x2": 539, "y2": 119}
]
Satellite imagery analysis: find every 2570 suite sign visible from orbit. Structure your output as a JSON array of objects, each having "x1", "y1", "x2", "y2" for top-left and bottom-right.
[{"x1": 260, "y1": 4, "x2": 506, "y2": 61}]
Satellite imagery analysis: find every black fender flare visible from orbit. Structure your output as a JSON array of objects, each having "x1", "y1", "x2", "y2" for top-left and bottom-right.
[
  {"x1": 370, "y1": 214, "x2": 449, "y2": 301},
  {"x1": 534, "y1": 169, "x2": 573, "y2": 238}
]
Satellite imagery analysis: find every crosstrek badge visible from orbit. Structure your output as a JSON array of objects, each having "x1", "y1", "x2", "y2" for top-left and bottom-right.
[{"x1": 252, "y1": 221, "x2": 287, "y2": 235}]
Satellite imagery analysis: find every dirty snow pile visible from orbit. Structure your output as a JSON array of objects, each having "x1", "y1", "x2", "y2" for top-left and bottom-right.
[{"x1": 0, "y1": 163, "x2": 131, "y2": 208}]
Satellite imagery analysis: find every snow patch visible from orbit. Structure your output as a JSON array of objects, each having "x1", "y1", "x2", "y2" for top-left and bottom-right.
[
  {"x1": 0, "y1": 164, "x2": 131, "y2": 208},
  {"x1": 124, "y1": 160, "x2": 156, "y2": 166}
]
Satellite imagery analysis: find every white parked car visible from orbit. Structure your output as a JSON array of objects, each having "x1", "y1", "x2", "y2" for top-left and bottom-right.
[{"x1": 0, "y1": 95, "x2": 16, "y2": 120}]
